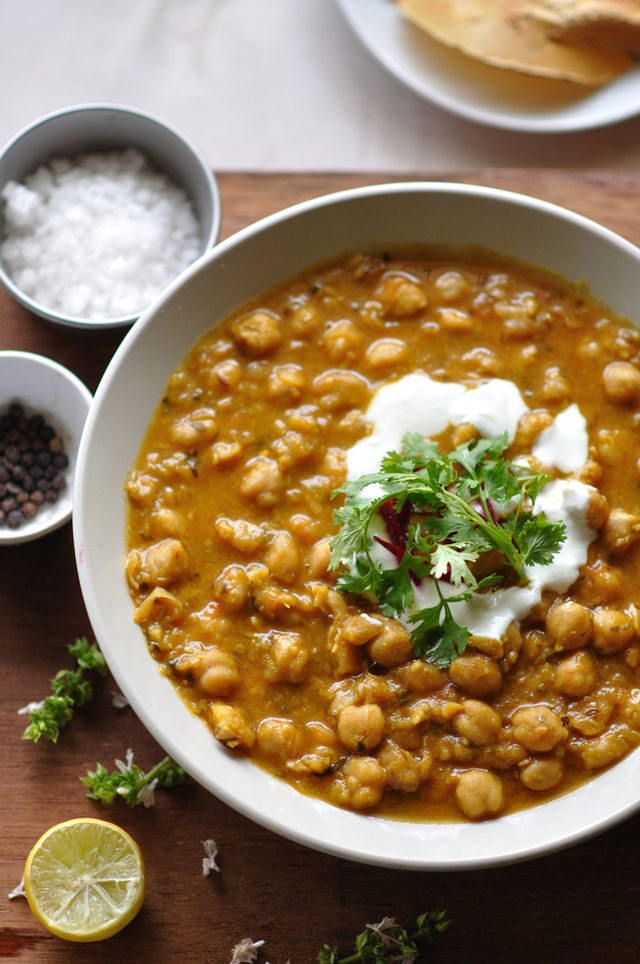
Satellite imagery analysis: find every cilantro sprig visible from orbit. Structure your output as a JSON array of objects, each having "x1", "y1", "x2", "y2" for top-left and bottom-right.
[
  {"x1": 329, "y1": 432, "x2": 566, "y2": 667},
  {"x1": 318, "y1": 910, "x2": 451, "y2": 963},
  {"x1": 20, "y1": 637, "x2": 107, "y2": 743}
]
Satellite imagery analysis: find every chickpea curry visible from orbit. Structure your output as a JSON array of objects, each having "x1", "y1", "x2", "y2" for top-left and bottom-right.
[{"x1": 125, "y1": 249, "x2": 640, "y2": 822}]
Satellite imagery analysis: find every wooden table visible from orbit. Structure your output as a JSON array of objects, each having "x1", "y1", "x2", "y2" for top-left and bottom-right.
[{"x1": 3, "y1": 170, "x2": 640, "y2": 964}]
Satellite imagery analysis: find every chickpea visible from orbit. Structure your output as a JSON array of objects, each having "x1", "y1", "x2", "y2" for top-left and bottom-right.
[
  {"x1": 433, "y1": 270, "x2": 470, "y2": 302},
  {"x1": 436, "y1": 307, "x2": 474, "y2": 332},
  {"x1": 377, "y1": 740, "x2": 432, "y2": 793},
  {"x1": 264, "y1": 530, "x2": 300, "y2": 584},
  {"x1": 264, "y1": 632, "x2": 309, "y2": 684},
  {"x1": 215, "y1": 517, "x2": 266, "y2": 554},
  {"x1": 133, "y1": 587, "x2": 183, "y2": 626},
  {"x1": 333, "y1": 756, "x2": 387, "y2": 809},
  {"x1": 267, "y1": 365, "x2": 306, "y2": 402},
  {"x1": 449, "y1": 652, "x2": 502, "y2": 698},
  {"x1": 212, "y1": 565, "x2": 250, "y2": 614},
  {"x1": 271, "y1": 431, "x2": 315, "y2": 471},
  {"x1": 603, "y1": 508, "x2": 640, "y2": 555},
  {"x1": 366, "y1": 617, "x2": 414, "y2": 668},
  {"x1": 126, "y1": 472, "x2": 157, "y2": 506},
  {"x1": 312, "y1": 584, "x2": 350, "y2": 620},
  {"x1": 455, "y1": 769, "x2": 504, "y2": 819},
  {"x1": 208, "y1": 441, "x2": 243, "y2": 469},
  {"x1": 307, "y1": 538, "x2": 334, "y2": 581},
  {"x1": 331, "y1": 638, "x2": 365, "y2": 676},
  {"x1": 542, "y1": 367, "x2": 572, "y2": 403},
  {"x1": 288, "y1": 513, "x2": 320, "y2": 546},
  {"x1": 452, "y1": 699, "x2": 502, "y2": 745},
  {"x1": 376, "y1": 274, "x2": 427, "y2": 318},
  {"x1": 514, "y1": 410, "x2": 554, "y2": 449},
  {"x1": 320, "y1": 447, "x2": 347, "y2": 482},
  {"x1": 321, "y1": 319, "x2": 364, "y2": 362},
  {"x1": 585, "y1": 490, "x2": 609, "y2": 531},
  {"x1": 230, "y1": 310, "x2": 282, "y2": 356},
  {"x1": 290, "y1": 303, "x2": 322, "y2": 338},
  {"x1": 572, "y1": 459, "x2": 603, "y2": 487},
  {"x1": 312, "y1": 370, "x2": 370, "y2": 411},
  {"x1": 602, "y1": 361, "x2": 640, "y2": 404},
  {"x1": 450, "y1": 423, "x2": 478, "y2": 448},
  {"x1": 578, "y1": 560, "x2": 624, "y2": 605},
  {"x1": 256, "y1": 718, "x2": 304, "y2": 759},
  {"x1": 519, "y1": 758, "x2": 564, "y2": 792},
  {"x1": 579, "y1": 727, "x2": 633, "y2": 770},
  {"x1": 511, "y1": 705, "x2": 568, "y2": 753},
  {"x1": 365, "y1": 338, "x2": 408, "y2": 369},
  {"x1": 555, "y1": 651, "x2": 597, "y2": 699},
  {"x1": 133, "y1": 538, "x2": 188, "y2": 589},
  {"x1": 169, "y1": 408, "x2": 219, "y2": 448},
  {"x1": 521, "y1": 629, "x2": 553, "y2": 663},
  {"x1": 592, "y1": 607, "x2": 634, "y2": 654},
  {"x1": 337, "y1": 704, "x2": 385, "y2": 753},
  {"x1": 189, "y1": 601, "x2": 230, "y2": 641},
  {"x1": 209, "y1": 358, "x2": 241, "y2": 390},
  {"x1": 239, "y1": 457, "x2": 284, "y2": 507},
  {"x1": 148, "y1": 507, "x2": 186, "y2": 540},
  {"x1": 461, "y1": 346, "x2": 505, "y2": 378},
  {"x1": 503, "y1": 622, "x2": 523, "y2": 667},
  {"x1": 340, "y1": 612, "x2": 384, "y2": 645},
  {"x1": 196, "y1": 647, "x2": 242, "y2": 699},
  {"x1": 210, "y1": 703, "x2": 255, "y2": 749},
  {"x1": 546, "y1": 600, "x2": 593, "y2": 651},
  {"x1": 397, "y1": 659, "x2": 446, "y2": 693}
]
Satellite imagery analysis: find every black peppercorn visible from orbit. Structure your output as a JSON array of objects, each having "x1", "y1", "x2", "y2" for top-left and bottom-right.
[{"x1": 0, "y1": 403, "x2": 69, "y2": 530}]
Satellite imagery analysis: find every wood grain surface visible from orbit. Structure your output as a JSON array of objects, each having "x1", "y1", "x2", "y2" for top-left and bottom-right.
[{"x1": 3, "y1": 170, "x2": 640, "y2": 964}]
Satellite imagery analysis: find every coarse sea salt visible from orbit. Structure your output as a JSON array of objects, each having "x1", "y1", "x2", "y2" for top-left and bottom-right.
[{"x1": 0, "y1": 147, "x2": 202, "y2": 320}]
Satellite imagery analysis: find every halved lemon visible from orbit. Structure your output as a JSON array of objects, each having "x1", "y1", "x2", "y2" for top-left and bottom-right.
[{"x1": 24, "y1": 818, "x2": 146, "y2": 942}]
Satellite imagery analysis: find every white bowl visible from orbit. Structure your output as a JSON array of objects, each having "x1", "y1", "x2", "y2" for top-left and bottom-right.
[
  {"x1": 73, "y1": 182, "x2": 640, "y2": 869},
  {"x1": 0, "y1": 351, "x2": 92, "y2": 545},
  {"x1": 0, "y1": 104, "x2": 221, "y2": 329}
]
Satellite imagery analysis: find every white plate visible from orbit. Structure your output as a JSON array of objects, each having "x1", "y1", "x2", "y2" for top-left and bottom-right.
[{"x1": 336, "y1": 0, "x2": 640, "y2": 133}]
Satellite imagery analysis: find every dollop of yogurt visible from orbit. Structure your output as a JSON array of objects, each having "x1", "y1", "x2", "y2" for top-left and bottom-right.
[{"x1": 345, "y1": 373, "x2": 597, "y2": 643}]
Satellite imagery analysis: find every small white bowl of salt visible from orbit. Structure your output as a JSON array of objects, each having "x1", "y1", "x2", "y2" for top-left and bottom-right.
[{"x1": 0, "y1": 104, "x2": 221, "y2": 329}]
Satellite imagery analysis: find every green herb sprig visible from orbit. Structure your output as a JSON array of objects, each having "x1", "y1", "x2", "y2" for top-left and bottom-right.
[
  {"x1": 81, "y1": 751, "x2": 189, "y2": 807},
  {"x1": 318, "y1": 910, "x2": 451, "y2": 964},
  {"x1": 20, "y1": 637, "x2": 107, "y2": 743},
  {"x1": 330, "y1": 432, "x2": 566, "y2": 667}
]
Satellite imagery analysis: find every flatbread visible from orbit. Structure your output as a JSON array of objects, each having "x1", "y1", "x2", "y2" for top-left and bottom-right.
[
  {"x1": 522, "y1": 0, "x2": 640, "y2": 53},
  {"x1": 396, "y1": 0, "x2": 634, "y2": 85}
]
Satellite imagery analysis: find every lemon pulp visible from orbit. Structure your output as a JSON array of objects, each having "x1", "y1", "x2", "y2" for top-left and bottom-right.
[{"x1": 24, "y1": 818, "x2": 146, "y2": 942}]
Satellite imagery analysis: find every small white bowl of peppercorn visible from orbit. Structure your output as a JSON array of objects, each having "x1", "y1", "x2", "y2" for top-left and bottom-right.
[{"x1": 0, "y1": 351, "x2": 92, "y2": 545}]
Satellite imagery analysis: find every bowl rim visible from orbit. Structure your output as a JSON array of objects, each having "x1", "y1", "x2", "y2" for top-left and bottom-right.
[
  {"x1": 0, "y1": 102, "x2": 222, "y2": 330},
  {"x1": 0, "y1": 349, "x2": 93, "y2": 545},
  {"x1": 74, "y1": 180, "x2": 640, "y2": 869}
]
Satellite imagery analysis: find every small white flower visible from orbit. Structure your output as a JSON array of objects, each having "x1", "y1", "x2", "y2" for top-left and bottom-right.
[
  {"x1": 136, "y1": 778, "x2": 158, "y2": 807},
  {"x1": 367, "y1": 917, "x2": 397, "y2": 946},
  {"x1": 16, "y1": 700, "x2": 44, "y2": 716},
  {"x1": 111, "y1": 690, "x2": 129, "y2": 709},
  {"x1": 115, "y1": 748, "x2": 135, "y2": 773},
  {"x1": 8, "y1": 875, "x2": 26, "y2": 899},
  {"x1": 202, "y1": 838, "x2": 220, "y2": 876},
  {"x1": 229, "y1": 937, "x2": 264, "y2": 963}
]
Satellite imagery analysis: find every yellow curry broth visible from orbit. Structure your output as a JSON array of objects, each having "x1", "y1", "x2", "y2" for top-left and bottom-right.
[{"x1": 125, "y1": 249, "x2": 640, "y2": 821}]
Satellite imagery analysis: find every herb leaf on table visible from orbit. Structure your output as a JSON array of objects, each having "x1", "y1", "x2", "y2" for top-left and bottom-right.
[
  {"x1": 19, "y1": 637, "x2": 107, "y2": 743},
  {"x1": 81, "y1": 750, "x2": 189, "y2": 807},
  {"x1": 317, "y1": 910, "x2": 451, "y2": 963}
]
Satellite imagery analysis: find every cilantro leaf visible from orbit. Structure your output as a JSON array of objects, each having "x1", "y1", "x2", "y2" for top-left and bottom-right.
[{"x1": 329, "y1": 429, "x2": 567, "y2": 667}]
